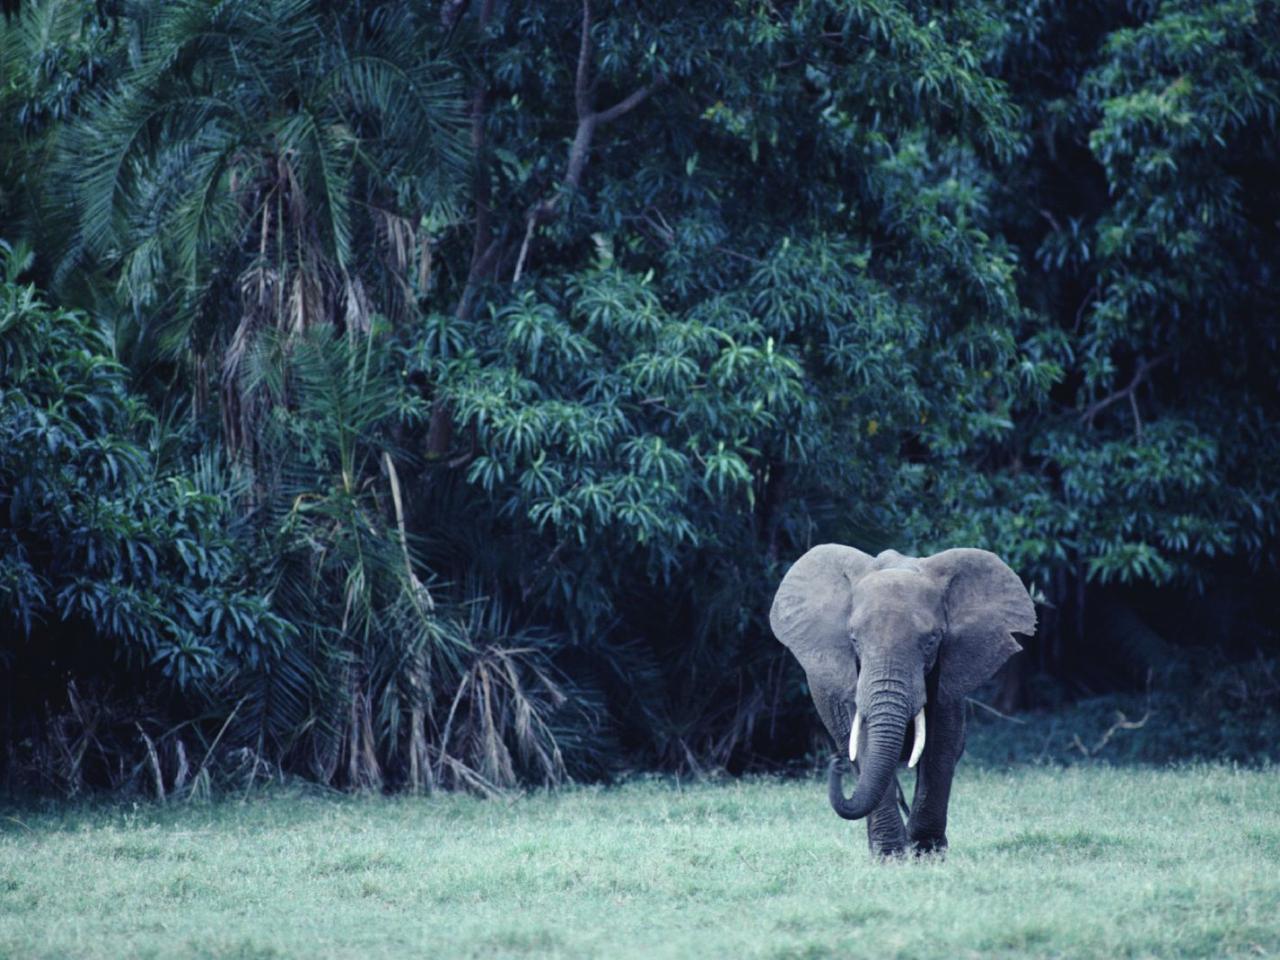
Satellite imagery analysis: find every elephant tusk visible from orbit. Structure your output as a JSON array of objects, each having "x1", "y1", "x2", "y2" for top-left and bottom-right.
[
  {"x1": 848, "y1": 710, "x2": 861, "y2": 763},
  {"x1": 907, "y1": 708, "x2": 926, "y2": 769}
]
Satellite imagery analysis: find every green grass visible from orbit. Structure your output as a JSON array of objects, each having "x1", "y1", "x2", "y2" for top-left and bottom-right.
[{"x1": 2, "y1": 765, "x2": 1278, "y2": 959}]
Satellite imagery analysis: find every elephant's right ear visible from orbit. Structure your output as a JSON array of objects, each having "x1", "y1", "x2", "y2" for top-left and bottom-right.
[{"x1": 770, "y1": 544, "x2": 875, "y2": 678}]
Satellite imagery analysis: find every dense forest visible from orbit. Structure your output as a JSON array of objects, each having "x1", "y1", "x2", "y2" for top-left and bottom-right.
[{"x1": 1, "y1": 0, "x2": 1277, "y2": 796}]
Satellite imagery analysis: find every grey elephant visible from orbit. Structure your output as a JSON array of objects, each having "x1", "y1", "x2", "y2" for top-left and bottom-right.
[{"x1": 769, "y1": 545, "x2": 1035, "y2": 857}]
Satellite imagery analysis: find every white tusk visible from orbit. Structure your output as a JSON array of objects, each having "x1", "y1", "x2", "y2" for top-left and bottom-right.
[
  {"x1": 907, "y1": 708, "x2": 927, "y2": 768},
  {"x1": 848, "y1": 710, "x2": 861, "y2": 763}
]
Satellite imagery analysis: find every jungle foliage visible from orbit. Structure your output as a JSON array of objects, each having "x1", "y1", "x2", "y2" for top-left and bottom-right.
[{"x1": 1, "y1": 0, "x2": 1278, "y2": 793}]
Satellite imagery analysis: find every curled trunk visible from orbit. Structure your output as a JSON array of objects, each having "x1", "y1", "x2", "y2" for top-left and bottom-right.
[{"x1": 828, "y1": 707, "x2": 909, "y2": 820}]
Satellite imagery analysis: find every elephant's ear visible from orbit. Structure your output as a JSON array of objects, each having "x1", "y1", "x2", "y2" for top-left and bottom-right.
[
  {"x1": 921, "y1": 548, "x2": 1036, "y2": 702},
  {"x1": 769, "y1": 544, "x2": 875, "y2": 681}
]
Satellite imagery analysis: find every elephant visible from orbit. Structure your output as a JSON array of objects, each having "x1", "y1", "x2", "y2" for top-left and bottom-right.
[{"x1": 769, "y1": 545, "x2": 1035, "y2": 858}]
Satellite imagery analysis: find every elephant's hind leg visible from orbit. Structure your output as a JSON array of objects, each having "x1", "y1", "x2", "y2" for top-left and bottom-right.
[{"x1": 865, "y1": 772, "x2": 907, "y2": 858}]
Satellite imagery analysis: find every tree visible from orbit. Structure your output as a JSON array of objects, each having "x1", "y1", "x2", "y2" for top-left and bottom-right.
[
  {"x1": 0, "y1": 240, "x2": 292, "y2": 791},
  {"x1": 981, "y1": 0, "x2": 1280, "y2": 691},
  {"x1": 2, "y1": 0, "x2": 1278, "y2": 789},
  {"x1": 406, "y1": 0, "x2": 1060, "y2": 765},
  {"x1": 48, "y1": 0, "x2": 469, "y2": 432}
]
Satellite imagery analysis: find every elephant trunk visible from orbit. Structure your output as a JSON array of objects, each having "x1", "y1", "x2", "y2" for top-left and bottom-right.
[{"x1": 828, "y1": 702, "x2": 910, "y2": 821}]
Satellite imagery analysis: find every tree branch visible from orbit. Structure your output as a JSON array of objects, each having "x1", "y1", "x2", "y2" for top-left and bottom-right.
[
  {"x1": 1071, "y1": 709, "x2": 1151, "y2": 757},
  {"x1": 631, "y1": 210, "x2": 760, "y2": 265},
  {"x1": 574, "y1": 0, "x2": 593, "y2": 120},
  {"x1": 513, "y1": 0, "x2": 664, "y2": 281},
  {"x1": 595, "y1": 81, "x2": 661, "y2": 125},
  {"x1": 966, "y1": 697, "x2": 1027, "y2": 724},
  {"x1": 440, "y1": 0, "x2": 470, "y2": 28},
  {"x1": 1080, "y1": 353, "x2": 1170, "y2": 437},
  {"x1": 511, "y1": 215, "x2": 538, "y2": 284},
  {"x1": 557, "y1": 113, "x2": 599, "y2": 209},
  {"x1": 460, "y1": 0, "x2": 497, "y2": 300},
  {"x1": 434, "y1": 0, "x2": 497, "y2": 461}
]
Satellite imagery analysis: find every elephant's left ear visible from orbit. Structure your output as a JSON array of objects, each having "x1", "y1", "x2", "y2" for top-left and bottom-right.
[{"x1": 921, "y1": 548, "x2": 1036, "y2": 702}]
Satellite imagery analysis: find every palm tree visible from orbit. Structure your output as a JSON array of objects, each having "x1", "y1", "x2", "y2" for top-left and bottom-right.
[
  {"x1": 43, "y1": 0, "x2": 509, "y2": 791},
  {"x1": 54, "y1": 0, "x2": 469, "y2": 446},
  {"x1": 230, "y1": 326, "x2": 591, "y2": 792}
]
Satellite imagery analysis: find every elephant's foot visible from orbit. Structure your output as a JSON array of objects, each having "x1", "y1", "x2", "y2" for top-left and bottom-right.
[
  {"x1": 909, "y1": 834, "x2": 948, "y2": 858},
  {"x1": 870, "y1": 841, "x2": 908, "y2": 861},
  {"x1": 866, "y1": 787, "x2": 907, "y2": 861}
]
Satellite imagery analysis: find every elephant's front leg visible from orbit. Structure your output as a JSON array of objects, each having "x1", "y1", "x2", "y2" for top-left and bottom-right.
[
  {"x1": 906, "y1": 696, "x2": 965, "y2": 856},
  {"x1": 863, "y1": 766, "x2": 907, "y2": 858},
  {"x1": 827, "y1": 695, "x2": 907, "y2": 858}
]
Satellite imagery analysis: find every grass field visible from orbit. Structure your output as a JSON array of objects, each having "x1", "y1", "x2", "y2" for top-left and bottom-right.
[{"x1": 2, "y1": 764, "x2": 1278, "y2": 959}]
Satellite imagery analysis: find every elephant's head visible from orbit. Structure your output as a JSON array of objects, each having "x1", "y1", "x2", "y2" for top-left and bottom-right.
[{"x1": 769, "y1": 545, "x2": 1035, "y2": 822}]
